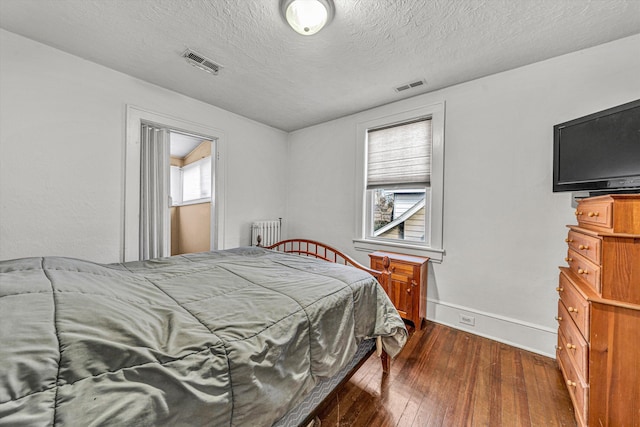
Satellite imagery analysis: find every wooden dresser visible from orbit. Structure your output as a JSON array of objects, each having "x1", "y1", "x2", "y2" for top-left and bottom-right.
[
  {"x1": 369, "y1": 251, "x2": 429, "y2": 329},
  {"x1": 556, "y1": 194, "x2": 640, "y2": 426}
]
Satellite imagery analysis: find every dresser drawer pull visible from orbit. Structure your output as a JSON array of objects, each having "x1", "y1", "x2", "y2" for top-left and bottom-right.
[
  {"x1": 578, "y1": 268, "x2": 588, "y2": 275},
  {"x1": 567, "y1": 380, "x2": 577, "y2": 388},
  {"x1": 556, "y1": 286, "x2": 564, "y2": 292},
  {"x1": 556, "y1": 345, "x2": 563, "y2": 351},
  {"x1": 565, "y1": 257, "x2": 573, "y2": 263},
  {"x1": 574, "y1": 211, "x2": 583, "y2": 217},
  {"x1": 555, "y1": 315, "x2": 563, "y2": 321},
  {"x1": 588, "y1": 211, "x2": 600, "y2": 218},
  {"x1": 578, "y1": 244, "x2": 589, "y2": 250},
  {"x1": 567, "y1": 343, "x2": 576, "y2": 350},
  {"x1": 565, "y1": 238, "x2": 573, "y2": 243},
  {"x1": 567, "y1": 307, "x2": 578, "y2": 314}
]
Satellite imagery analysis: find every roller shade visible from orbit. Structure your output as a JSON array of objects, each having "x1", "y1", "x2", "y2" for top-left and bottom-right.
[{"x1": 366, "y1": 118, "x2": 432, "y2": 189}]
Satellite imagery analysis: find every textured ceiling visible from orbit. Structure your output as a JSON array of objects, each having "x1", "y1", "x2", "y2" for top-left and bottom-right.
[{"x1": 1, "y1": 0, "x2": 639, "y2": 132}]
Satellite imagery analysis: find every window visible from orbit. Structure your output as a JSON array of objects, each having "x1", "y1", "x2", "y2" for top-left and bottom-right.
[
  {"x1": 367, "y1": 118, "x2": 431, "y2": 243},
  {"x1": 354, "y1": 103, "x2": 445, "y2": 261},
  {"x1": 170, "y1": 156, "x2": 212, "y2": 205}
]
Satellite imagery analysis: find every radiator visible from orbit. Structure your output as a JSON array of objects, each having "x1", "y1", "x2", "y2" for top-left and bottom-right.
[{"x1": 251, "y1": 220, "x2": 281, "y2": 246}]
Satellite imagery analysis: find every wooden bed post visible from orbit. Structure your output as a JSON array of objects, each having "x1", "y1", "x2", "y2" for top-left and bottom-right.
[
  {"x1": 381, "y1": 352, "x2": 390, "y2": 374},
  {"x1": 378, "y1": 256, "x2": 392, "y2": 374},
  {"x1": 377, "y1": 256, "x2": 391, "y2": 294}
]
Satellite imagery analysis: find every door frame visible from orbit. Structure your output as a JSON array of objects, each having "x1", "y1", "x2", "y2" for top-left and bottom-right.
[{"x1": 123, "y1": 105, "x2": 226, "y2": 262}]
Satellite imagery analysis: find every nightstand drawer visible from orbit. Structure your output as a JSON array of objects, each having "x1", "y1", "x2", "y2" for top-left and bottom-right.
[
  {"x1": 566, "y1": 230, "x2": 601, "y2": 265},
  {"x1": 387, "y1": 262, "x2": 416, "y2": 277},
  {"x1": 566, "y1": 249, "x2": 601, "y2": 294}
]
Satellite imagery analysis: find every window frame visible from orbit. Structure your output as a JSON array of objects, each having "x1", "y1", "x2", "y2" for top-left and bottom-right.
[{"x1": 353, "y1": 102, "x2": 445, "y2": 262}]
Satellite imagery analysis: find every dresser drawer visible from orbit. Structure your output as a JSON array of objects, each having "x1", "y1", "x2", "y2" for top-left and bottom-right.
[
  {"x1": 566, "y1": 249, "x2": 601, "y2": 294},
  {"x1": 558, "y1": 272, "x2": 590, "y2": 337},
  {"x1": 575, "y1": 199, "x2": 612, "y2": 230},
  {"x1": 557, "y1": 305, "x2": 588, "y2": 382},
  {"x1": 566, "y1": 230, "x2": 601, "y2": 265},
  {"x1": 557, "y1": 338, "x2": 588, "y2": 427}
]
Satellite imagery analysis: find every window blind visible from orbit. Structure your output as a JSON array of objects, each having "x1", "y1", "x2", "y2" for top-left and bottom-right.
[
  {"x1": 181, "y1": 157, "x2": 211, "y2": 202},
  {"x1": 366, "y1": 118, "x2": 432, "y2": 189}
]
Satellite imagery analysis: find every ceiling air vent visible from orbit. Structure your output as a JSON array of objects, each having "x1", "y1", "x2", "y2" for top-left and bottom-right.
[
  {"x1": 182, "y1": 49, "x2": 223, "y2": 75},
  {"x1": 395, "y1": 79, "x2": 426, "y2": 93}
]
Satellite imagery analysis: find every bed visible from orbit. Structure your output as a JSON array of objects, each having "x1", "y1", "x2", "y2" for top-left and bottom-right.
[{"x1": 0, "y1": 240, "x2": 407, "y2": 426}]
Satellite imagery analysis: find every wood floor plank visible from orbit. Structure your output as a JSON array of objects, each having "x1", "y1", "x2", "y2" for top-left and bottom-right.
[{"x1": 315, "y1": 321, "x2": 576, "y2": 427}]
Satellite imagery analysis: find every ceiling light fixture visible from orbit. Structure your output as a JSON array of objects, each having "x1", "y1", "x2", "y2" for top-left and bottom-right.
[{"x1": 280, "y1": 0, "x2": 334, "y2": 36}]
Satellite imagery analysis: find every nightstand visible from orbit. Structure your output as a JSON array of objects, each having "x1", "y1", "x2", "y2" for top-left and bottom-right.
[{"x1": 369, "y1": 251, "x2": 429, "y2": 329}]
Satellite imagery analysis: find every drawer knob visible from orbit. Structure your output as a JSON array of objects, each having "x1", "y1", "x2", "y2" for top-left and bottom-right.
[
  {"x1": 565, "y1": 238, "x2": 573, "y2": 243},
  {"x1": 556, "y1": 345, "x2": 563, "y2": 351},
  {"x1": 577, "y1": 268, "x2": 588, "y2": 275},
  {"x1": 567, "y1": 343, "x2": 576, "y2": 350},
  {"x1": 588, "y1": 211, "x2": 599, "y2": 217},
  {"x1": 407, "y1": 288, "x2": 411, "y2": 294},
  {"x1": 574, "y1": 211, "x2": 583, "y2": 216},
  {"x1": 578, "y1": 244, "x2": 589, "y2": 250},
  {"x1": 565, "y1": 257, "x2": 573, "y2": 263},
  {"x1": 567, "y1": 307, "x2": 578, "y2": 314},
  {"x1": 555, "y1": 315, "x2": 563, "y2": 321},
  {"x1": 567, "y1": 380, "x2": 577, "y2": 388},
  {"x1": 556, "y1": 286, "x2": 564, "y2": 292}
]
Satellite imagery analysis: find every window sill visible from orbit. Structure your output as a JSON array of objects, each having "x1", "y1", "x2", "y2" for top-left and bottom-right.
[
  {"x1": 353, "y1": 238, "x2": 444, "y2": 262},
  {"x1": 172, "y1": 198, "x2": 211, "y2": 207}
]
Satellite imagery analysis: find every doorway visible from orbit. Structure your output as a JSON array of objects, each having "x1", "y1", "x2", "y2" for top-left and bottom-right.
[
  {"x1": 124, "y1": 106, "x2": 226, "y2": 262},
  {"x1": 169, "y1": 131, "x2": 214, "y2": 256}
]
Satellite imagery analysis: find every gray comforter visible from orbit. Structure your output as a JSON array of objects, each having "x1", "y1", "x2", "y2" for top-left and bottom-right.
[{"x1": 0, "y1": 247, "x2": 407, "y2": 426}]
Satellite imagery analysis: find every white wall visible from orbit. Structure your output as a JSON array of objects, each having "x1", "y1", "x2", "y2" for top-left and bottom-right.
[
  {"x1": 2, "y1": 27, "x2": 639, "y2": 356},
  {"x1": 286, "y1": 34, "x2": 640, "y2": 356},
  {"x1": 0, "y1": 29, "x2": 288, "y2": 263}
]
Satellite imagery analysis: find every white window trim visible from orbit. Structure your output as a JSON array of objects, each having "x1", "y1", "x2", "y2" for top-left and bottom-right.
[
  {"x1": 353, "y1": 102, "x2": 445, "y2": 262},
  {"x1": 124, "y1": 105, "x2": 227, "y2": 262}
]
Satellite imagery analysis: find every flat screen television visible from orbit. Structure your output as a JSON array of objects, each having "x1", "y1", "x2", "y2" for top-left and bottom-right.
[{"x1": 553, "y1": 99, "x2": 640, "y2": 194}]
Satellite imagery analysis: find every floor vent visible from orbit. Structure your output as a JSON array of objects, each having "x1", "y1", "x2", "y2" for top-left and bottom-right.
[
  {"x1": 395, "y1": 79, "x2": 426, "y2": 92},
  {"x1": 182, "y1": 49, "x2": 223, "y2": 75}
]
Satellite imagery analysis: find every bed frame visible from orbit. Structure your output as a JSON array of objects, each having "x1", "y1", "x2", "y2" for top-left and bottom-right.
[{"x1": 258, "y1": 237, "x2": 393, "y2": 373}]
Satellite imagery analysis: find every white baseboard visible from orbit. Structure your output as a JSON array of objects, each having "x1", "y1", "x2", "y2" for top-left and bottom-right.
[{"x1": 426, "y1": 299, "x2": 557, "y2": 358}]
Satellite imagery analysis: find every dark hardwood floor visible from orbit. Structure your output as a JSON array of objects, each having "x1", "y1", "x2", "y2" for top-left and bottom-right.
[{"x1": 315, "y1": 321, "x2": 577, "y2": 427}]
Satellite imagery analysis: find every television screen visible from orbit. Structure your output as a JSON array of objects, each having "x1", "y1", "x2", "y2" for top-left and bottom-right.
[{"x1": 553, "y1": 100, "x2": 640, "y2": 193}]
